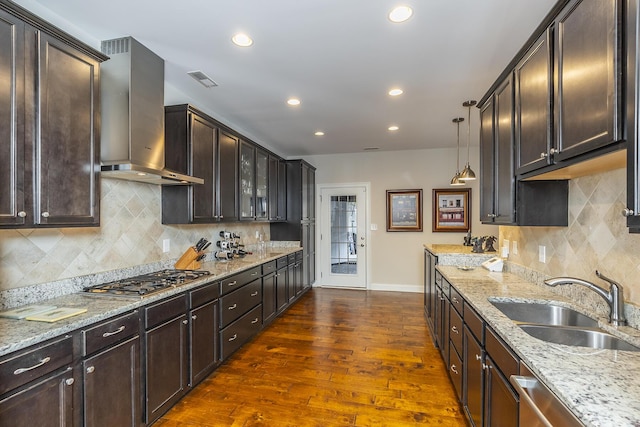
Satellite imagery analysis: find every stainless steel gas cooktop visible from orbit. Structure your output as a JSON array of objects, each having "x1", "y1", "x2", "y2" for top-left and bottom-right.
[{"x1": 83, "y1": 269, "x2": 210, "y2": 298}]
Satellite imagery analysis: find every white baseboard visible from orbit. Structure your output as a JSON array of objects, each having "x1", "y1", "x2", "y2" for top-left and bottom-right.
[{"x1": 368, "y1": 283, "x2": 422, "y2": 293}]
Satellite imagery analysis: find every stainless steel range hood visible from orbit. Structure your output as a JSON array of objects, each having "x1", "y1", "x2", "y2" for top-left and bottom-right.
[{"x1": 100, "y1": 37, "x2": 203, "y2": 185}]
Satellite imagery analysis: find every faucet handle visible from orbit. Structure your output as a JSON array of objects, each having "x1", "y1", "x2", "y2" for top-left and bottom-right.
[{"x1": 595, "y1": 270, "x2": 622, "y2": 290}]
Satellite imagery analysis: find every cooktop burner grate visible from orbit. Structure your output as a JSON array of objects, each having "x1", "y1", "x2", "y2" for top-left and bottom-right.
[{"x1": 83, "y1": 269, "x2": 211, "y2": 298}]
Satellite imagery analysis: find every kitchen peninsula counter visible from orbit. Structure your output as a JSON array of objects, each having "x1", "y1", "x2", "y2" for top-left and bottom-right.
[
  {"x1": 436, "y1": 264, "x2": 640, "y2": 427},
  {"x1": 0, "y1": 248, "x2": 301, "y2": 357}
]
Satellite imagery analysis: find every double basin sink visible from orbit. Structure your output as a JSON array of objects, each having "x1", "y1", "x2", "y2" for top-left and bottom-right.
[{"x1": 490, "y1": 301, "x2": 640, "y2": 352}]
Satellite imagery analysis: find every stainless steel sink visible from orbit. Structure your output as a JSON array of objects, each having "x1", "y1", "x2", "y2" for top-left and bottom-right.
[
  {"x1": 519, "y1": 324, "x2": 640, "y2": 352},
  {"x1": 490, "y1": 301, "x2": 599, "y2": 327}
]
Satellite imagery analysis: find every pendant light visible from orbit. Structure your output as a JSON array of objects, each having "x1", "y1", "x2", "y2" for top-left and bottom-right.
[
  {"x1": 459, "y1": 100, "x2": 477, "y2": 181},
  {"x1": 450, "y1": 117, "x2": 465, "y2": 186}
]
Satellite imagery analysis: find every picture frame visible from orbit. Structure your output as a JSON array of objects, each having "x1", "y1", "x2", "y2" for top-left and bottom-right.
[
  {"x1": 386, "y1": 189, "x2": 423, "y2": 232},
  {"x1": 432, "y1": 188, "x2": 471, "y2": 232}
]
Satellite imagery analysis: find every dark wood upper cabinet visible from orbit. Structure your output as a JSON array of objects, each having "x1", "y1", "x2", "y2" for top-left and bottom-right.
[
  {"x1": 0, "y1": 9, "x2": 25, "y2": 227},
  {"x1": 515, "y1": 29, "x2": 553, "y2": 175},
  {"x1": 480, "y1": 77, "x2": 516, "y2": 225},
  {"x1": 0, "y1": 3, "x2": 104, "y2": 229},
  {"x1": 239, "y1": 140, "x2": 256, "y2": 220},
  {"x1": 162, "y1": 105, "x2": 238, "y2": 224},
  {"x1": 554, "y1": 0, "x2": 621, "y2": 162},
  {"x1": 627, "y1": 0, "x2": 640, "y2": 231},
  {"x1": 268, "y1": 155, "x2": 286, "y2": 221}
]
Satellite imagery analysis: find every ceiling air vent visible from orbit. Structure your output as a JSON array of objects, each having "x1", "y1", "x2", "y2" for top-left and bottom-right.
[{"x1": 188, "y1": 70, "x2": 218, "y2": 88}]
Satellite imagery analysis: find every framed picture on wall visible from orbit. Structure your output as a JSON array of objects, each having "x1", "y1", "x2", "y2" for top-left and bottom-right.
[
  {"x1": 432, "y1": 188, "x2": 471, "y2": 232},
  {"x1": 386, "y1": 189, "x2": 423, "y2": 232}
]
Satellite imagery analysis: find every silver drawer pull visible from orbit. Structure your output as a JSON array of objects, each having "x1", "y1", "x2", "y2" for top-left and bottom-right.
[
  {"x1": 228, "y1": 304, "x2": 237, "y2": 310},
  {"x1": 251, "y1": 291, "x2": 258, "y2": 297},
  {"x1": 228, "y1": 334, "x2": 238, "y2": 342},
  {"x1": 86, "y1": 366, "x2": 95, "y2": 374},
  {"x1": 452, "y1": 297, "x2": 460, "y2": 304},
  {"x1": 227, "y1": 281, "x2": 238, "y2": 287},
  {"x1": 251, "y1": 318, "x2": 259, "y2": 324},
  {"x1": 475, "y1": 354, "x2": 482, "y2": 361},
  {"x1": 251, "y1": 271, "x2": 258, "y2": 276},
  {"x1": 102, "y1": 325, "x2": 125, "y2": 337},
  {"x1": 450, "y1": 365, "x2": 459, "y2": 375},
  {"x1": 451, "y1": 326, "x2": 459, "y2": 334},
  {"x1": 65, "y1": 378, "x2": 74, "y2": 386},
  {"x1": 14, "y1": 357, "x2": 51, "y2": 375}
]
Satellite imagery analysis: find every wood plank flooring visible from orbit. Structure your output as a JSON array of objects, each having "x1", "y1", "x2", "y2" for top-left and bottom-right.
[{"x1": 156, "y1": 288, "x2": 468, "y2": 426}]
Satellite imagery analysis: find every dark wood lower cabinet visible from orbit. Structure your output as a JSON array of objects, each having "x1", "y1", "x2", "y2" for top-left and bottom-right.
[
  {"x1": 0, "y1": 367, "x2": 75, "y2": 427},
  {"x1": 145, "y1": 313, "x2": 188, "y2": 424},
  {"x1": 262, "y1": 272, "x2": 277, "y2": 324},
  {"x1": 276, "y1": 266, "x2": 288, "y2": 312},
  {"x1": 464, "y1": 327, "x2": 484, "y2": 427},
  {"x1": 485, "y1": 355, "x2": 519, "y2": 427},
  {"x1": 189, "y1": 299, "x2": 218, "y2": 387},
  {"x1": 83, "y1": 336, "x2": 140, "y2": 427}
]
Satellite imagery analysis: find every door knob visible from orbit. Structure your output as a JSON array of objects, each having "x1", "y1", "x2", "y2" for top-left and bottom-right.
[{"x1": 360, "y1": 244, "x2": 365, "y2": 247}]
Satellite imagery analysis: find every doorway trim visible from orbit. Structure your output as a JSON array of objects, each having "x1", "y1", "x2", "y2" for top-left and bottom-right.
[{"x1": 316, "y1": 182, "x2": 371, "y2": 289}]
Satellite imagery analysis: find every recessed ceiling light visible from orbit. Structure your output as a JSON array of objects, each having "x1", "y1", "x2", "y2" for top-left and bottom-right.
[
  {"x1": 232, "y1": 33, "x2": 253, "y2": 47},
  {"x1": 287, "y1": 98, "x2": 301, "y2": 106},
  {"x1": 388, "y1": 125, "x2": 399, "y2": 131},
  {"x1": 388, "y1": 88, "x2": 403, "y2": 96},
  {"x1": 388, "y1": 6, "x2": 413, "y2": 23},
  {"x1": 314, "y1": 131, "x2": 325, "y2": 136}
]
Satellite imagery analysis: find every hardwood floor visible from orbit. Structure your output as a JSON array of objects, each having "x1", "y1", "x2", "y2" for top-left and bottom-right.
[{"x1": 156, "y1": 288, "x2": 468, "y2": 426}]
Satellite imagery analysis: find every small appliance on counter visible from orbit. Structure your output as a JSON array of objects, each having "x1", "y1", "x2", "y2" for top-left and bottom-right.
[{"x1": 481, "y1": 256, "x2": 504, "y2": 272}]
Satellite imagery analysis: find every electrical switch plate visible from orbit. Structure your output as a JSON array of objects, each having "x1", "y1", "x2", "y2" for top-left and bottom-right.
[
  {"x1": 370, "y1": 224, "x2": 378, "y2": 231},
  {"x1": 512, "y1": 240, "x2": 518, "y2": 255},
  {"x1": 538, "y1": 245, "x2": 546, "y2": 263},
  {"x1": 162, "y1": 239, "x2": 170, "y2": 253}
]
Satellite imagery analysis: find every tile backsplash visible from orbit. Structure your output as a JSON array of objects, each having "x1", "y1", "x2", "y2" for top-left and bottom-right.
[
  {"x1": 500, "y1": 167, "x2": 640, "y2": 306},
  {"x1": 0, "y1": 179, "x2": 273, "y2": 292}
]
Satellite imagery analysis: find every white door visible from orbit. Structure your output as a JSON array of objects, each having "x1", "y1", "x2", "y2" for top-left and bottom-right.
[{"x1": 319, "y1": 185, "x2": 368, "y2": 288}]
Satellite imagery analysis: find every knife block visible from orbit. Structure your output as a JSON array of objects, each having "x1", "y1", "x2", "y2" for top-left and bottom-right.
[{"x1": 175, "y1": 247, "x2": 202, "y2": 270}]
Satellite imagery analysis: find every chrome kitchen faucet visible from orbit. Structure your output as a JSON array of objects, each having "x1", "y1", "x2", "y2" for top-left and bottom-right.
[{"x1": 544, "y1": 271, "x2": 627, "y2": 326}]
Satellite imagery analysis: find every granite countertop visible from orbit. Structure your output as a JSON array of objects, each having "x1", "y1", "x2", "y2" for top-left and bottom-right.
[
  {"x1": 424, "y1": 243, "x2": 496, "y2": 266},
  {"x1": 437, "y1": 265, "x2": 640, "y2": 427},
  {"x1": 0, "y1": 248, "x2": 300, "y2": 357}
]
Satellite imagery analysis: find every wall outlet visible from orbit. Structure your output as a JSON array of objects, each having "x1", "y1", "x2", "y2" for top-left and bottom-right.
[
  {"x1": 538, "y1": 245, "x2": 546, "y2": 263},
  {"x1": 501, "y1": 239, "x2": 510, "y2": 258},
  {"x1": 512, "y1": 240, "x2": 518, "y2": 255},
  {"x1": 370, "y1": 223, "x2": 378, "y2": 231},
  {"x1": 162, "y1": 239, "x2": 170, "y2": 253}
]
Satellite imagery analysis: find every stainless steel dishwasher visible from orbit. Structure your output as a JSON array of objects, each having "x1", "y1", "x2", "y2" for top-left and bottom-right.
[{"x1": 510, "y1": 363, "x2": 583, "y2": 427}]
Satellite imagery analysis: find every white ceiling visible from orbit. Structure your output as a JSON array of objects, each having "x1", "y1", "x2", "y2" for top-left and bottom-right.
[{"x1": 16, "y1": 0, "x2": 557, "y2": 157}]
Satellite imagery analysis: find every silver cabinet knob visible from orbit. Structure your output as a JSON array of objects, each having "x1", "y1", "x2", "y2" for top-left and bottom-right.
[
  {"x1": 65, "y1": 378, "x2": 74, "y2": 386},
  {"x1": 623, "y1": 208, "x2": 635, "y2": 217},
  {"x1": 540, "y1": 152, "x2": 548, "y2": 158},
  {"x1": 41, "y1": 212, "x2": 50, "y2": 218},
  {"x1": 86, "y1": 366, "x2": 95, "y2": 374},
  {"x1": 17, "y1": 211, "x2": 26, "y2": 218},
  {"x1": 549, "y1": 148, "x2": 558, "y2": 155}
]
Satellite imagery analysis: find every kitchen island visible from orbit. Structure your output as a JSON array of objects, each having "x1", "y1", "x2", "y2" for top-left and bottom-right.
[{"x1": 435, "y1": 263, "x2": 640, "y2": 427}]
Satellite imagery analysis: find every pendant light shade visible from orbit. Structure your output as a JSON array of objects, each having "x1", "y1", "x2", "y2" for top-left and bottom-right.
[
  {"x1": 459, "y1": 100, "x2": 477, "y2": 181},
  {"x1": 450, "y1": 117, "x2": 465, "y2": 186}
]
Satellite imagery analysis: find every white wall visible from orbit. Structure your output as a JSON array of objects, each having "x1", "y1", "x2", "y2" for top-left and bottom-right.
[{"x1": 304, "y1": 147, "x2": 498, "y2": 292}]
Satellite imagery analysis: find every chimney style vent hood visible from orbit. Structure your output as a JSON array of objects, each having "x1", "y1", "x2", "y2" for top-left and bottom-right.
[{"x1": 100, "y1": 37, "x2": 203, "y2": 185}]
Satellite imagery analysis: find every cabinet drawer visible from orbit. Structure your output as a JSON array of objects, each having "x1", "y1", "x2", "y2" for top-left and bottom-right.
[
  {"x1": 276, "y1": 256, "x2": 288, "y2": 269},
  {"x1": 220, "y1": 266, "x2": 261, "y2": 295},
  {"x1": 0, "y1": 335, "x2": 73, "y2": 395},
  {"x1": 262, "y1": 261, "x2": 277, "y2": 275},
  {"x1": 448, "y1": 342, "x2": 463, "y2": 401},
  {"x1": 287, "y1": 253, "x2": 296, "y2": 264},
  {"x1": 295, "y1": 251, "x2": 303, "y2": 261},
  {"x1": 220, "y1": 304, "x2": 262, "y2": 360},
  {"x1": 485, "y1": 327, "x2": 519, "y2": 379},
  {"x1": 82, "y1": 310, "x2": 139, "y2": 355},
  {"x1": 189, "y1": 281, "x2": 220, "y2": 308},
  {"x1": 145, "y1": 294, "x2": 187, "y2": 329},
  {"x1": 449, "y1": 286, "x2": 463, "y2": 315},
  {"x1": 220, "y1": 279, "x2": 262, "y2": 328},
  {"x1": 449, "y1": 306, "x2": 463, "y2": 355},
  {"x1": 464, "y1": 304, "x2": 484, "y2": 344}
]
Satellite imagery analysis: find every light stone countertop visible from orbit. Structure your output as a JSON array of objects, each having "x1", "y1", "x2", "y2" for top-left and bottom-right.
[
  {"x1": 424, "y1": 243, "x2": 496, "y2": 267},
  {"x1": 0, "y1": 248, "x2": 301, "y2": 357},
  {"x1": 436, "y1": 265, "x2": 640, "y2": 427}
]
